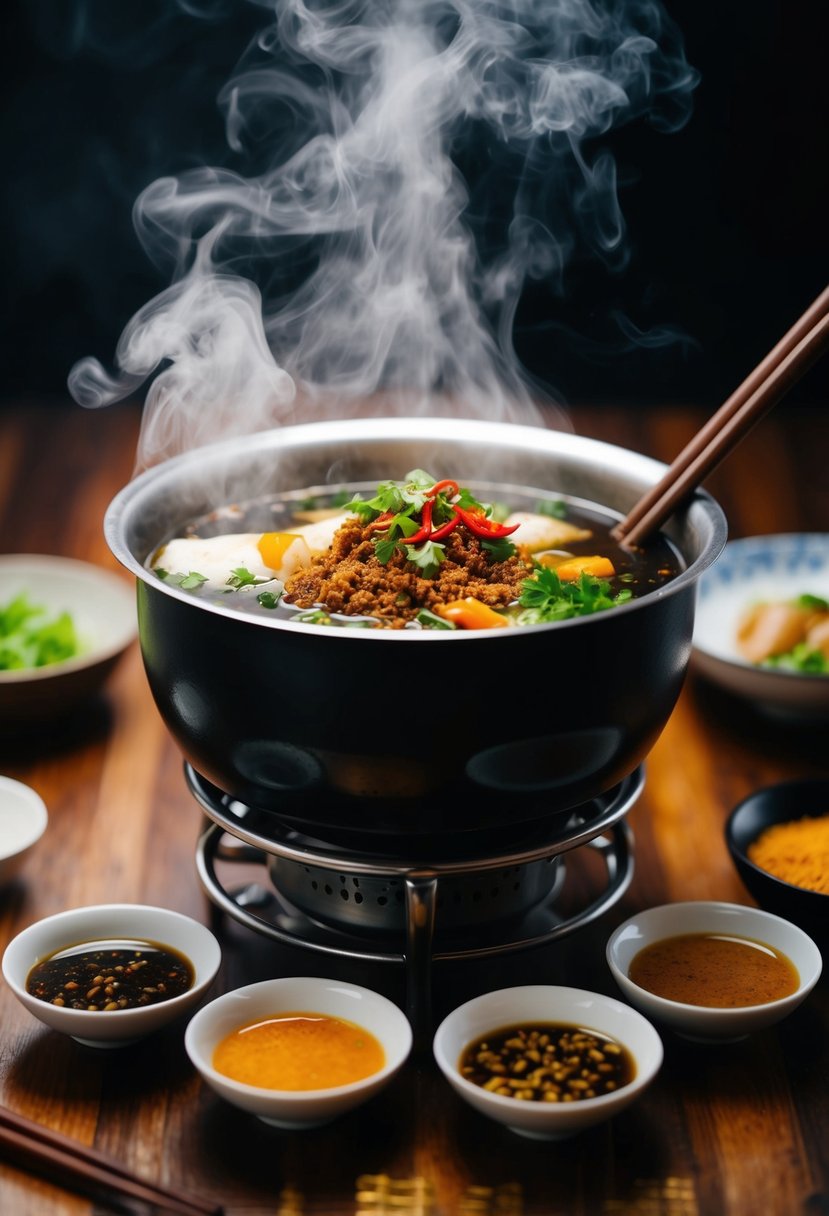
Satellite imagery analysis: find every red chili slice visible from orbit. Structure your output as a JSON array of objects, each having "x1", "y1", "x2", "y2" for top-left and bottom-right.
[
  {"x1": 454, "y1": 506, "x2": 520, "y2": 539},
  {"x1": 405, "y1": 500, "x2": 434, "y2": 545},
  {"x1": 364, "y1": 510, "x2": 396, "y2": 534},
  {"x1": 429, "y1": 512, "x2": 462, "y2": 541},
  {"x1": 427, "y1": 479, "x2": 460, "y2": 499}
]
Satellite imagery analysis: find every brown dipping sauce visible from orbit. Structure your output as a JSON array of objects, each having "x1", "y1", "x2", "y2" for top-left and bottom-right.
[
  {"x1": 628, "y1": 933, "x2": 799, "y2": 1008},
  {"x1": 26, "y1": 939, "x2": 194, "y2": 1011}
]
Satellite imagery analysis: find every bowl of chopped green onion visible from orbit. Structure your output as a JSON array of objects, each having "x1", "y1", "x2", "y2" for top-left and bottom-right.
[
  {"x1": 692, "y1": 534, "x2": 829, "y2": 720},
  {"x1": 0, "y1": 555, "x2": 137, "y2": 726}
]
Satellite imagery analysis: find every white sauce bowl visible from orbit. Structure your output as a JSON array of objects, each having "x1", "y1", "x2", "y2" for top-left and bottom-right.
[
  {"x1": 0, "y1": 776, "x2": 48, "y2": 886},
  {"x1": 606, "y1": 900, "x2": 823, "y2": 1042},
  {"x1": 433, "y1": 984, "x2": 663, "y2": 1140},
  {"x1": 184, "y1": 976, "x2": 413, "y2": 1129},
  {"x1": 2, "y1": 903, "x2": 222, "y2": 1048}
]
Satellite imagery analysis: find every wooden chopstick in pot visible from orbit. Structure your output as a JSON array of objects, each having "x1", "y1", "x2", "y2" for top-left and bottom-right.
[{"x1": 612, "y1": 292, "x2": 829, "y2": 547}]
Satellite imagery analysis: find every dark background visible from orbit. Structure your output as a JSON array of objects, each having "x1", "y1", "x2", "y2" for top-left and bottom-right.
[{"x1": 1, "y1": 0, "x2": 827, "y2": 412}]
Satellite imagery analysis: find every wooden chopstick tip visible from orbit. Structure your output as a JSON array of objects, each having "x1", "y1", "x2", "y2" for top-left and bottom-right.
[{"x1": 0, "y1": 1104, "x2": 223, "y2": 1216}]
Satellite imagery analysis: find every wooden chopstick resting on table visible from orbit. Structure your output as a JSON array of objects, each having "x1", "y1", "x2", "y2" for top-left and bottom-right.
[
  {"x1": 612, "y1": 284, "x2": 829, "y2": 547},
  {"x1": 0, "y1": 1106, "x2": 223, "y2": 1216}
]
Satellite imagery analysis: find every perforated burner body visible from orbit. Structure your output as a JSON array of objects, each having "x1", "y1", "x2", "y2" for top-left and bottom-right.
[{"x1": 265, "y1": 852, "x2": 564, "y2": 936}]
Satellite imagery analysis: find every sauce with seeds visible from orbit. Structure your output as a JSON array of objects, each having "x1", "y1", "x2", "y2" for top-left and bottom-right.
[
  {"x1": 460, "y1": 1022, "x2": 635, "y2": 1102},
  {"x1": 26, "y1": 939, "x2": 194, "y2": 1011}
]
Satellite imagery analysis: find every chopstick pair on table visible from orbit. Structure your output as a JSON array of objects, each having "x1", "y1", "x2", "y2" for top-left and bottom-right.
[
  {"x1": 612, "y1": 282, "x2": 829, "y2": 547},
  {"x1": 0, "y1": 1105, "x2": 222, "y2": 1216}
]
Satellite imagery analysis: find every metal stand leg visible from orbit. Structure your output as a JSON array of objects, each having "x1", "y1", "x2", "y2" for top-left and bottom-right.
[{"x1": 403, "y1": 870, "x2": 439, "y2": 1054}]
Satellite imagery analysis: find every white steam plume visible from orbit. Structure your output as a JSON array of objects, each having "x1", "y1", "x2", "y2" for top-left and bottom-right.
[{"x1": 68, "y1": 0, "x2": 697, "y2": 469}]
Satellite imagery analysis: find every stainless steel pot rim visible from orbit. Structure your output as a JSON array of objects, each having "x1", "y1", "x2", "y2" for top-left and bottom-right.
[{"x1": 105, "y1": 415, "x2": 728, "y2": 638}]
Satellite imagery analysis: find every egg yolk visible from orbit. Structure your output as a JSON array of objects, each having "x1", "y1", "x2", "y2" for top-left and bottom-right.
[{"x1": 258, "y1": 532, "x2": 301, "y2": 571}]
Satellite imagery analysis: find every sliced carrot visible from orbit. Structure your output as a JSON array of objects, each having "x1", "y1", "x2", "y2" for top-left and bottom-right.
[
  {"x1": 257, "y1": 532, "x2": 302, "y2": 571},
  {"x1": 552, "y1": 555, "x2": 616, "y2": 582},
  {"x1": 437, "y1": 597, "x2": 509, "y2": 629}
]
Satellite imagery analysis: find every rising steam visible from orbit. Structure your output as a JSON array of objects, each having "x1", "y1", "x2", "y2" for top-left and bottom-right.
[{"x1": 68, "y1": 0, "x2": 698, "y2": 469}]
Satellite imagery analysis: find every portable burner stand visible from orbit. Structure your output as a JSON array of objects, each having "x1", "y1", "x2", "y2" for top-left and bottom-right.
[{"x1": 191, "y1": 765, "x2": 641, "y2": 1047}]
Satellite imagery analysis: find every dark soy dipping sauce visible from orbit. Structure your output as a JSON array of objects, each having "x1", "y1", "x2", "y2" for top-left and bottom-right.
[
  {"x1": 157, "y1": 482, "x2": 684, "y2": 626},
  {"x1": 26, "y1": 939, "x2": 194, "y2": 1011},
  {"x1": 460, "y1": 1022, "x2": 635, "y2": 1101}
]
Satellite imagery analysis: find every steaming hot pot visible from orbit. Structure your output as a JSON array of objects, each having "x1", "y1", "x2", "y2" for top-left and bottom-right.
[{"x1": 105, "y1": 416, "x2": 726, "y2": 837}]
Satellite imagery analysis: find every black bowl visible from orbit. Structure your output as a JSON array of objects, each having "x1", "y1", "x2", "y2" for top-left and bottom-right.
[{"x1": 725, "y1": 778, "x2": 829, "y2": 937}]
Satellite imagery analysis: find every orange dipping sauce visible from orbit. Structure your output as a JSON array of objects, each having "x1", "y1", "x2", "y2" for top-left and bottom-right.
[
  {"x1": 629, "y1": 934, "x2": 799, "y2": 1008},
  {"x1": 212, "y1": 1010, "x2": 386, "y2": 1090}
]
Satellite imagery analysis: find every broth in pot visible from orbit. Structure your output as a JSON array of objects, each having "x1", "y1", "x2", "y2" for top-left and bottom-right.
[{"x1": 148, "y1": 470, "x2": 683, "y2": 632}]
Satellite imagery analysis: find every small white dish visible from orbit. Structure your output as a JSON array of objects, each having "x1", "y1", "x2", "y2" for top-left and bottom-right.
[
  {"x1": 432, "y1": 985, "x2": 663, "y2": 1140},
  {"x1": 0, "y1": 776, "x2": 48, "y2": 885},
  {"x1": 2, "y1": 903, "x2": 222, "y2": 1048},
  {"x1": 185, "y1": 976, "x2": 413, "y2": 1129},
  {"x1": 606, "y1": 900, "x2": 822, "y2": 1043},
  {"x1": 692, "y1": 533, "x2": 829, "y2": 719},
  {"x1": 0, "y1": 554, "x2": 137, "y2": 726}
]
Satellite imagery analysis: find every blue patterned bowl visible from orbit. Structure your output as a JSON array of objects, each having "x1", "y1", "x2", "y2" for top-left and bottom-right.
[{"x1": 692, "y1": 533, "x2": 829, "y2": 719}]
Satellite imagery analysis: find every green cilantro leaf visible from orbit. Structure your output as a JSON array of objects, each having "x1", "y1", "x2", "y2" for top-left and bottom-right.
[
  {"x1": 795, "y1": 593, "x2": 829, "y2": 613},
  {"x1": 347, "y1": 471, "x2": 438, "y2": 524},
  {"x1": 257, "y1": 590, "x2": 282, "y2": 610},
  {"x1": 535, "y1": 498, "x2": 567, "y2": 519},
  {"x1": 226, "y1": 567, "x2": 271, "y2": 590},
  {"x1": 387, "y1": 512, "x2": 420, "y2": 539},
  {"x1": 178, "y1": 572, "x2": 209, "y2": 590},
  {"x1": 456, "y1": 486, "x2": 486, "y2": 513},
  {"x1": 481, "y1": 536, "x2": 517, "y2": 563},
  {"x1": 404, "y1": 468, "x2": 437, "y2": 489},
  {"x1": 345, "y1": 498, "x2": 377, "y2": 522},
  {"x1": 517, "y1": 566, "x2": 632, "y2": 624},
  {"x1": 374, "y1": 536, "x2": 402, "y2": 565},
  {"x1": 405, "y1": 540, "x2": 446, "y2": 577},
  {"x1": 157, "y1": 570, "x2": 209, "y2": 591}
]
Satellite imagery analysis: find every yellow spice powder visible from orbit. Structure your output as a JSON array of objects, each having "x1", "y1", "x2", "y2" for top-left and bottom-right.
[{"x1": 747, "y1": 813, "x2": 829, "y2": 894}]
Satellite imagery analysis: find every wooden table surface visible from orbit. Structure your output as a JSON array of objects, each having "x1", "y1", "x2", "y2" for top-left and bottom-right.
[{"x1": 0, "y1": 400, "x2": 827, "y2": 1216}]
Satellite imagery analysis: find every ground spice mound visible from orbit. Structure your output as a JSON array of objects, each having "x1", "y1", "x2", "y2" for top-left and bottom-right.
[
  {"x1": 283, "y1": 517, "x2": 533, "y2": 627},
  {"x1": 747, "y1": 813, "x2": 829, "y2": 894}
]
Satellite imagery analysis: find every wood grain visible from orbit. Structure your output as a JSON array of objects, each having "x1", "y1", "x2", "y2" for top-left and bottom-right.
[{"x1": 0, "y1": 400, "x2": 827, "y2": 1216}]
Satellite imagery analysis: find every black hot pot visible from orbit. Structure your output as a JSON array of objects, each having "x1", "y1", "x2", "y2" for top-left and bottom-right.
[{"x1": 104, "y1": 416, "x2": 726, "y2": 837}]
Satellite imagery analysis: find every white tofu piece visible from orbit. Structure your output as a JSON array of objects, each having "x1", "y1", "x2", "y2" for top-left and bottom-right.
[
  {"x1": 152, "y1": 532, "x2": 312, "y2": 594},
  {"x1": 290, "y1": 512, "x2": 351, "y2": 555},
  {"x1": 503, "y1": 511, "x2": 593, "y2": 554}
]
